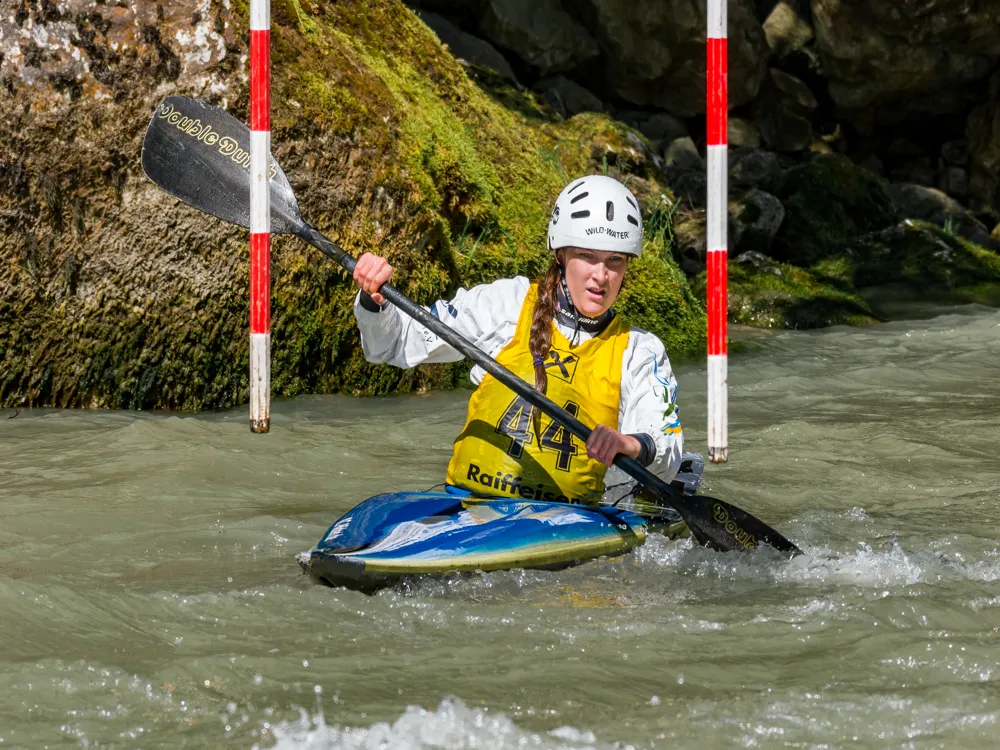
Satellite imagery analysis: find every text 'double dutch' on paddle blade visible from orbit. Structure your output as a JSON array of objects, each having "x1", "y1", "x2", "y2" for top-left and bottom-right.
[
  {"x1": 141, "y1": 96, "x2": 302, "y2": 234},
  {"x1": 680, "y1": 494, "x2": 802, "y2": 557}
]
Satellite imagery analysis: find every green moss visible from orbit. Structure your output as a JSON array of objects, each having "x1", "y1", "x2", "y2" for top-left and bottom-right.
[
  {"x1": 0, "y1": 0, "x2": 705, "y2": 410},
  {"x1": 692, "y1": 260, "x2": 878, "y2": 329},
  {"x1": 617, "y1": 254, "x2": 706, "y2": 360},
  {"x1": 848, "y1": 220, "x2": 1000, "y2": 298},
  {"x1": 773, "y1": 154, "x2": 896, "y2": 265}
]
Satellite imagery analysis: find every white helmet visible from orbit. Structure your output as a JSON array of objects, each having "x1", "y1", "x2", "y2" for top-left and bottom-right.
[{"x1": 547, "y1": 175, "x2": 643, "y2": 258}]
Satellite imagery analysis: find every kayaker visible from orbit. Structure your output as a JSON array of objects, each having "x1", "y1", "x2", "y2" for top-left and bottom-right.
[{"x1": 352, "y1": 175, "x2": 683, "y2": 506}]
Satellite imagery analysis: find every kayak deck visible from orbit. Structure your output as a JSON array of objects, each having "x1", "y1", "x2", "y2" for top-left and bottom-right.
[
  {"x1": 298, "y1": 453, "x2": 705, "y2": 593},
  {"x1": 298, "y1": 492, "x2": 647, "y2": 592}
]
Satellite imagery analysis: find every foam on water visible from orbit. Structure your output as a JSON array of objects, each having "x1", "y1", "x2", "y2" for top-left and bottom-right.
[
  {"x1": 4, "y1": 306, "x2": 1000, "y2": 748},
  {"x1": 263, "y1": 698, "x2": 609, "y2": 750}
]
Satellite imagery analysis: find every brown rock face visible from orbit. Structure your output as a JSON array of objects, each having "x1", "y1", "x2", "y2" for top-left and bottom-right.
[
  {"x1": 967, "y1": 72, "x2": 1000, "y2": 212},
  {"x1": 1, "y1": 0, "x2": 707, "y2": 410},
  {"x1": 577, "y1": 0, "x2": 769, "y2": 116},
  {"x1": 1, "y1": 0, "x2": 248, "y2": 409},
  {"x1": 812, "y1": 0, "x2": 1000, "y2": 126}
]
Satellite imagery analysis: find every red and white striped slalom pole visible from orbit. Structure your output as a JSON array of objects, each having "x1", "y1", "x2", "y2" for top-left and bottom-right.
[
  {"x1": 249, "y1": 0, "x2": 271, "y2": 433},
  {"x1": 706, "y1": 0, "x2": 728, "y2": 462}
]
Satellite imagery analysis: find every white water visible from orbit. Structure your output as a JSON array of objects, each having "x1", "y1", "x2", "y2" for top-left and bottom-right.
[{"x1": 2, "y1": 305, "x2": 999, "y2": 749}]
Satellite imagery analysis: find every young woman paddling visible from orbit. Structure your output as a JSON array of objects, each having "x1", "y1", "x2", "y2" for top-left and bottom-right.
[{"x1": 352, "y1": 175, "x2": 683, "y2": 506}]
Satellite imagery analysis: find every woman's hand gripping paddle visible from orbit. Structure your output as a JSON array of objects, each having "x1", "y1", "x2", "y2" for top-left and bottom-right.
[{"x1": 141, "y1": 96, "x2": 803, "y2": 558}]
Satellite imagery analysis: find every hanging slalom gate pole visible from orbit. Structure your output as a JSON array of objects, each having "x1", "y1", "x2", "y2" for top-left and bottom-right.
[
  {"x1": 706, "y1": 0, "x2": 728, "y2": 463},
  {"x1": 249, "y1": 0, "x2": 271, "y2": 433}
]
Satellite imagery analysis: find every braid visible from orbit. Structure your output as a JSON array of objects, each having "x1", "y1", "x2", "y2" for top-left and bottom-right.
[{"x1": 529, "y1": 261, "x2": 560, "y2": 396}]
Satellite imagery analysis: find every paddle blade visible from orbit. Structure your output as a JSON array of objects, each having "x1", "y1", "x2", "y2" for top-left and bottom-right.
[
  {"x1": 141, "y1": 96, "x2": 303, "y2": 234},
  {"x1": 680, "y1": 494, "x2": 802, "y2": 557}
]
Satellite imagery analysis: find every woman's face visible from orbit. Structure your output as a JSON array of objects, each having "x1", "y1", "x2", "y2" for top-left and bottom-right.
[{"x1": 559, "y1": 247, "x2": 629, "y2": 318}]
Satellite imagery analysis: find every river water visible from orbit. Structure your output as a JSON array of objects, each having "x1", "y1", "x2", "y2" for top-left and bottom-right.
[{"x1": 2, "y1": 303, "x2": 999, "y2": 749}]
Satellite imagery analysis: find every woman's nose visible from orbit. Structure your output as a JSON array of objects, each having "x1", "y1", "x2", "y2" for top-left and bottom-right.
[{"x1": 592, "y1": 263, "x2": 609, "y2": 284}]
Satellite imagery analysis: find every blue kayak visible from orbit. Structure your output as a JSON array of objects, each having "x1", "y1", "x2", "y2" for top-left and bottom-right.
[
  {"x1": 297, "y1": 454, "x2": 703, "y2": 592},
  {"x1": 297, "y1": 491, "x2": 648, "y2": 592}
]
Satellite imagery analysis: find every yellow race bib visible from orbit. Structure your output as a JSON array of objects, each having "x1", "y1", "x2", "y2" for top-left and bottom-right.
[{"x1": 445, "y1": 284, "x2": 629, "y2": 505}]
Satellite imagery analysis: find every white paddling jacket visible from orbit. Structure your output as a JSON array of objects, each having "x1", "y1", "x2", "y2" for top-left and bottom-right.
[{"x1": 353, "y1": 276, "x2": 684, "y2": 503}]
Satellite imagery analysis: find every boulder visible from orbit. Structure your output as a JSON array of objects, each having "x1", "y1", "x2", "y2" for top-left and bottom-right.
[
  {"x1": 811, "y1": 0, "x2": 1000, "y2": 129},
  {"x1": 757, "y1": 68, "x2": 817, "y2": 152},
  {"x1": 729, "y1": 117, "x2": 762, "y2": 148},
  {"x1": 772, "y1": 154, "x2": 897, "y2": 264},
  {"x1": 663, "y1": 137, "x2": 703, "y2": 171},
  {"x1": 733, "y1": 189, "x2": 786, "y2": 253},
  {"x1": 887, "y1": 182, "x2": 995, "y2": 247},
  {"x1": 534, "y1": 76, "x2": 604, "y2": 117},
  {"x1": 572, "y1": 0, "x2": 768, "y2": 116},
  {"x1": 769, "y1": 69, "x2": 818, "y2": 111},
  {"x1": 480, "y1": 0, "x2": 599, "y2": 74},
  {"x1": 938, "y1": 166, "x2": 969, "y2": 199},
  {"x1": 0, "y1": 0, "x2": 706, "y2": 409},
  {"x1": 416, "y1": 10, "x2": 519, "y2": 82},
  {"x1": 967, "y1": 71, "x2": 1000, "y2": 211},
  {"x1": 730, "y1": 149, "x2": 783, "y2": 191},
  {"x1": 889, "y1": 183, "x2": 966, "y2": 222},
  {"x1": 638, "y1": 112, "x2": 688, "y2": 145},
  {"x1": 763, "y1": 0, "x2": 814, "y2": 59}
]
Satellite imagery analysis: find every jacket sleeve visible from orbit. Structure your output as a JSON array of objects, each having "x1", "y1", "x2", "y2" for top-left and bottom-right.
[
  {"x1": 604, "y1": 329, "x2": 684, "y2": 492},
  {"x1": 353, "y1": 277, "x2": 530, "y2": 368}
]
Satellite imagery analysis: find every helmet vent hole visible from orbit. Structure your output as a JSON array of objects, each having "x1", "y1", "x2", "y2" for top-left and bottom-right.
[
  {"x1": 571, "y1": 210, "x2": 591, "y2": 219},
  {"x1": 626, "y1": 195, "x2": 638, "y2": 210},
  {"x1": 570, "y1": 192, "x2": 589, "y2": 204},
  {"x1": 567, "y1": 179, "x2": 587, "y2": 194},
  {"x1": 627, "y1": 215, "x2": 639, "y2": 226},
  {"x1": 606, "y1": 201, "x2": 614, "y2": 221}
]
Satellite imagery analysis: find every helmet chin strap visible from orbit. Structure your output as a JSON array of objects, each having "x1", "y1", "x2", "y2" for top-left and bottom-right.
[{"x1": 556, "y1": 264, "x2": 615, "y2": 345}]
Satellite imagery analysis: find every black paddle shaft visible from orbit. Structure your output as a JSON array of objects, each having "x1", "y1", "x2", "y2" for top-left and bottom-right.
[
  {"x1": 140, "y1": 95, "x2": 802, "y2": 557},
  {"x1": 298, "y1": 225, "x2": 801, "y2": 557}
]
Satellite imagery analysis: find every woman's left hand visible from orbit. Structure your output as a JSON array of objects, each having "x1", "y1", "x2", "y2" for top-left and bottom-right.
[{"x1": 586, "y1": 425, "x2": 641, "y2": 467}]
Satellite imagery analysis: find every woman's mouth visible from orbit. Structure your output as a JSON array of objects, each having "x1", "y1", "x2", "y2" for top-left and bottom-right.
[{"x1": 585, "y1": 286, "x2": 606, "y2": 303}]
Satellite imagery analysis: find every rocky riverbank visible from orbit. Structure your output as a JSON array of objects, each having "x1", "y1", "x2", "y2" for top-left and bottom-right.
[{"x1": 2, "y1": 0, "x2": 999, "y2": 410}]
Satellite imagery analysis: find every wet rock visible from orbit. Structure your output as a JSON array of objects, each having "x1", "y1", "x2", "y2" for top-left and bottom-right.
[
  {"x1": 0, "y1": 0, "x2": 707, "y2": 410},
  {"x1": 772, "y1": 154, "x2": 897, "y2": 264},
  {"x1": 480, "y1": 0, "x2": 599, "y2": 74},
  {"x1": 417, "y1": 10, "x2": 518, "y2": 82},
  {"x1": 734, "y1": 250, "x2": 783, "y2": 278},
  {"x1": 758, "y1": 69, "x2": 817, "y2": 152},
  {"x1": 967, "y1": 71, "x2": 1000, "y2": 211},
  {"x1": 888, "y1": 183, "x2": 965, "y2": 222},
  {"x1": 729, "y1": 117, "x2": 761, "y2": 148},
  {"x1": 533, "y1": 76, "x2": 604, "y2": 117},
  {"x1": 853, "y1": 220, "x2": 1000, "y2": 303},
  {"x1": 734, "y1": 189, "x2": 786, "y2": 253},
  {"x1": 696, "y1": 256, "x2": 878, "y2": 329},
  {"x1": 812, "y1": 0, "x2": 1000, "y2": 128},
  {"x1": 730, "y1": 149, "x2": 783, "y2": 191},
  {"x1": 763, "y1": 0, "x2": 814, "y2": 59},
  {"x1": 769, "y1": 69, "x2": 818, "y2": 111},
  {"x1": 663, "y1": 137, "x2": 703, "y2": 171},
  {"x1": 638, "y1": 112, "x2": 688, "y2": 145}
]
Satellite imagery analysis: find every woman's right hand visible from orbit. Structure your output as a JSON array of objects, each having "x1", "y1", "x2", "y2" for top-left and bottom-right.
[{"x1": 353, "y1": 252, "x2": 394, "y2": 307}]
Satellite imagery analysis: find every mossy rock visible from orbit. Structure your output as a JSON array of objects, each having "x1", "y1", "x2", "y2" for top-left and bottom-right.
[
  {"x1": 772, "y1": 154, "x2": 897, "y2": 266},
  {"x1": 1, "y1": 0, "x2": 703, "y2": 409},
  {"x1": 847, "y1": 221, "x2": 1000, "y2": 305},
  {"x1": 692, "y1": 258, "x2": 878, "y2": 329}
]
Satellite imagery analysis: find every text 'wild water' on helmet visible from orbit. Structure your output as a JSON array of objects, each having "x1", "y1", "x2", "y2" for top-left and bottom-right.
[{"x1": 547, "y1": 175, "x2": 644, "y2": 258}]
